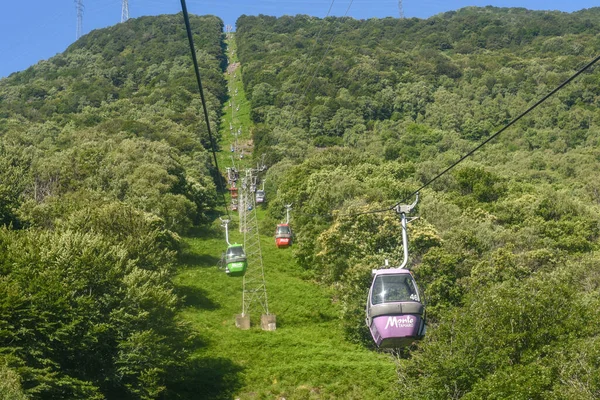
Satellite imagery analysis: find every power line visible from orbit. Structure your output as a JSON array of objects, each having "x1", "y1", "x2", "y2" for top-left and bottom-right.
[
  {"x1": 280, "y1": 0, "x2": 337, "y2": 131},
  {"x1": 180, "y1": 0, "x2": 230, "y2": 219},
  {"x1": 285, "y1": 0, "x2": 355, "y2": 131}
]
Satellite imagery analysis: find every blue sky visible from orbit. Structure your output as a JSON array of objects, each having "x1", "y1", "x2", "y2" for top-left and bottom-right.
[{"x1": 0, "y1": 0, "x2": 597, "y2": 78}]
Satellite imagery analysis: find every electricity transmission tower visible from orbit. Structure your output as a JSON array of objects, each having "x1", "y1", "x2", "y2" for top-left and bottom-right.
[
  {"x1": 121, "y1": 0, "x2": 129, "y2": 22},
  {"x1": 398, "y1": 0, "x2": 404, "y2": 19},
  {"x1": 235, "y1": 169, "x2": 276, "y2": 330},
  {"x1": 75, "y1": 0, "x2": 84, "y2": 39}
]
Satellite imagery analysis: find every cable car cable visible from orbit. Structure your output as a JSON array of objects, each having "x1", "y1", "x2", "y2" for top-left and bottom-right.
[
  {"x1": 285, "y1": 53, "x2": 600, "y2": 221},
  {"x1": 391, "y1": 52, "x2": 600, "y2": 210},
  {"x1": 180, "y1": 0, "x2": 231, "y2": 219},
  {"x1": 223, "y1": 15, "x2": 599, "y2": 224}
]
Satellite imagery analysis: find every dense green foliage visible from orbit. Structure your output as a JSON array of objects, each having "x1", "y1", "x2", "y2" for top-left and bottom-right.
[
  {"x1": 0, "y1": 14, "x2": 225, "y2": 398},
  {"x1": 0, "y1": 14, "x2": 224, "y2": 233},
  {"x1": 3, "y1": 5, "x2": 600, "y2": 398},
  {"x1": 236, "y1": 7, "x2": 600, "y2": 398}
]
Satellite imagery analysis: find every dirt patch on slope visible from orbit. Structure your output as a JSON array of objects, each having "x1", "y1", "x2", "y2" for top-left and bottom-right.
[{"x1": 227, "y1": 62, "x2": 240, "y2": 74}]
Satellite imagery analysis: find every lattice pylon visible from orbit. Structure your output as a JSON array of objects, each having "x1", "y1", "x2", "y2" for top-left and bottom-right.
[
  {"x1": 121, "y1": 0, "x2": 129, "y2": 22},
  {"x1": 239, "y1": 169, "x2": 270, "y2": 318},
  {"x1": 75, "y1": 0, "x2": 84, "y2": 39}
]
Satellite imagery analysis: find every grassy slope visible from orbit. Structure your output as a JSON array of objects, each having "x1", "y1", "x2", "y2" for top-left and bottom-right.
[
  {"x1": 175, "y1": 37, "x2": 398, "y2": 399},
  {"x1": 217, "y1": 35, "x2": 253, "y2": 172}
]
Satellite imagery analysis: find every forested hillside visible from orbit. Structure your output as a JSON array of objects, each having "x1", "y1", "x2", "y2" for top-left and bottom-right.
[
  {"x1": 236, "y1": 7, "x2": 600, "y2": 398},
  {"x1": 2, "y1": 6, "x2": 600, "y2": 399},
  {"x1": 0, "y1": 14, "x2": 225, "y2": 398}
]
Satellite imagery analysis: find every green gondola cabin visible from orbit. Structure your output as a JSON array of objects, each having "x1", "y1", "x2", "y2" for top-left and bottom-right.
[{"x1": 225, "y1": 244, "x2": 247, "y2": 276}]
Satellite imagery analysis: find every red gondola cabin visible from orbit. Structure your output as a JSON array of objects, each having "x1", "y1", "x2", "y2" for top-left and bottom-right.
[{"x1": 275, "y1": 224, "x2": 292, "y2": 248}]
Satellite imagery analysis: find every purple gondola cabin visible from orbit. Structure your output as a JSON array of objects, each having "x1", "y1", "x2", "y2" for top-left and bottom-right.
[{"x1": 366, "y1": 268, "x2": 426, "y2": 348}]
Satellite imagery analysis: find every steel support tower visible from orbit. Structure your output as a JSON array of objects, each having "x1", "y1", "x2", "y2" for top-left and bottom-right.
[
  {"x1": 236, "y1": 169, "x2": 274, "y2": 330},
  {"x1": 121, "y1": 0, "x2": 129, "y2": 22},
  {"x1": 398, "y1": 0, "x2": 404, "y2": 19},
  {"x1": 240, "y1": 169, "x2": 269, "y2": 316},
  {"x1": 75, "y1": 0, "x2": 84, "y2": 39}
]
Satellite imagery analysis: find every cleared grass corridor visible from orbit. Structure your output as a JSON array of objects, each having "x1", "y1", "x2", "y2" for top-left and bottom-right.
[{"x1": 175, "y1": 37, "x2": 398, "y2": 400}]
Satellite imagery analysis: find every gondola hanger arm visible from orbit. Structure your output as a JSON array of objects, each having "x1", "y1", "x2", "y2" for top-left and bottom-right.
[{"x1": 394, "y1": 192, "x2": 419, "y2": 215}]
